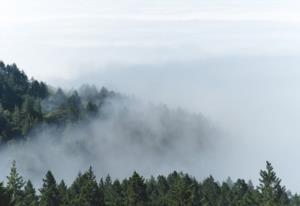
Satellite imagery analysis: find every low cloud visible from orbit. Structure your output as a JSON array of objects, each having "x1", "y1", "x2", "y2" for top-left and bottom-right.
[{"x1": 0, "y1": 95, "x2": 221, "y2": 187}]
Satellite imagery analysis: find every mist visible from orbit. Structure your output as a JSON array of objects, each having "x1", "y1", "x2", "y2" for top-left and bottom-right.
[
  {"x1": 0, "y1": 95, "x2": 225, "y2": 188},
  {"x1": 2, "y1": 0, "x2": 300, "y2": 192}
]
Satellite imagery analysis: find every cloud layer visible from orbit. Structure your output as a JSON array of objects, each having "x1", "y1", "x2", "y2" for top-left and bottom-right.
[
  {"x1": 2, "y1": 0, "x2": 300, "y2": 192},
  {"x1": 0, "y1": 96, "x2": 222, "y2": 188}
]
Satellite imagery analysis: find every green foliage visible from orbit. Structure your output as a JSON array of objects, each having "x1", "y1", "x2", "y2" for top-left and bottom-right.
[
  {"x1": 258, "y1": 161, "x2": 290, "y2": 206},
  {"x1": 0, "y1": 61, "x2": 299, "y2": 206},
  {"x1": 39, "y1": 171, "x2": 60, "y2": 206},
  {"x1": 68, "y1": 167, "x2": 104, "y2": 206},
  {"x1": 201, "y1": 176, "x2": 221, "y2": 206},
  {"x1": 0, "y1": 61, "x2": 115, "y2": 142},
  {"x1": 23, "y1": 181, "x2": 38, "y2": 206},
  {"x1": 6, "y1": 160, "x2": 25, "y2": 206},
  {"x1": 165, "y1": 172, "x2": 198, "y2": 206},
  {"x1": 126, "y1": 172, "x2": 147, "y2": 206},
  {"x1": 1, "y1": 161, "x2": 300, "y2": 206},
  {"x1": 57, "y1": 181, "x2": 68, "y2": 206}
]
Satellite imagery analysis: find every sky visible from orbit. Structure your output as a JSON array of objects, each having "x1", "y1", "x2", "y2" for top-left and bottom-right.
[{"x1": 2, "y1": 0, "x2": 300, "y2": 191}]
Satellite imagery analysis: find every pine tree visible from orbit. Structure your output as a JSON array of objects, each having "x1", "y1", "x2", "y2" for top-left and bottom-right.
[
  {"x1": 57, "y1": 180, "x2": 68, "y2": 206},
  {"x1": 258, "y1": 161, "x2": 289, "y2": 206},
  {"x1": 127, "y1": 171, "x2": 148, "y2": 206},
  {"x1": 104, "y1": 175, "x2": 115, "y2": 206},
  {"x1": 23, "y1": 181, "x2": 38, "y2": 206},
  {"x1": 68, "y1": 167, "x2": 104, "y2": 206},
  {"x1": 166, "y1": 173, "x2": 196, "y2": 206},
  {"x1": 112, "y1": 179, "x2": 125, "y2": 206},
  {"x1": 6, "y1": 160, "x2": 25, "y2": 206},
  {"x1": 201, "y1": 176, "x2": 220, "y2": 206},
  {"x1": 39, "y1": 171, "x2": 60, "y2": 206}
]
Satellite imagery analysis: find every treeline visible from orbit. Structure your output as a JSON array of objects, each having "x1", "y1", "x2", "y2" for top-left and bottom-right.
[
  {"x1": 0, "y1": 161, "x2": 299, "y2": 206},
  {"x1": 0, "y1": 61, "x2": 115, "y2": 143}
]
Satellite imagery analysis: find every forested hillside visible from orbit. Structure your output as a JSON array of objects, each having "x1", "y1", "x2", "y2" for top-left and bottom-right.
[
  {"x1": 0, "y1": 161, "x2": 299, "y2": 206},
  {"x1": 2, "y1": 62, "x2": 300, "y2": 206},
  {"x1": 0, "y1": 61, "x2": 115, "y2": 143}
]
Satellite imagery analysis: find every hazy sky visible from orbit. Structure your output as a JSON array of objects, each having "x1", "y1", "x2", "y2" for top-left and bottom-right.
[
  {"x1": 1, "y1": 0, "x2": 300, "y2": 81},
  {"x1": 2, "y1": 0, "x2": 300, "y2": 191}
]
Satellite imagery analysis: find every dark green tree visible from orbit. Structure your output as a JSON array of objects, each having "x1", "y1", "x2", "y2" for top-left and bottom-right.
[
  {"x1": 23, "y1": 181, "x2": 38, "y2": 206},
  {"x1": 201, "y1": 176, "x2": 220, "y2": 206},
  {"x1": 68, "y1": 167, "x2": 104, "y2": 206},
  {"x1": 57, "y1": 180, "x2": 68, "y2": 206},
  {"x1": 39, "y1": 171, "x2": 60, "y2": 206},
  {"x1": 166, "y1": 172, "x2": 197, "y2": 206},
  {"x1": 126, "y1": 171, "x2": 148, "y2": 206},
  {"x1": 258, "y1": 161, "x2": 289, "y2": 206}
]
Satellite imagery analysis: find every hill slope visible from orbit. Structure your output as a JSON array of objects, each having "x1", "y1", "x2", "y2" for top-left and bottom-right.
[{"x1": 0, "y1": 61, "x2": 115, "y2": 142}]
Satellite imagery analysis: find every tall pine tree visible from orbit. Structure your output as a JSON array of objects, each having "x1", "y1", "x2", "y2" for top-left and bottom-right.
[
  {"x1": 39, "y1": 171, "x2": 60, "y2": 206},
  {"x1": 23, "y1": 181, "x2": 38, "y2": 206},
  {"x1": 6, "y1": 160, "x2": 25, "y2": 206},
  {"x1": 258, "y1": 161, "x2": 289, "y2": 206}
]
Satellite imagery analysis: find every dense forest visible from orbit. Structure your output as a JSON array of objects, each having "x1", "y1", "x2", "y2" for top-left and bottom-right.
[
  {"x1": 2, "y1": 62, "x2": 300, "y2": 205},
  {"x1": 0, "y1": 61, "x2": 115, "y2": 143},
  {"x1": 0, "y1": 161, "x2": 299, "y2": 206}
]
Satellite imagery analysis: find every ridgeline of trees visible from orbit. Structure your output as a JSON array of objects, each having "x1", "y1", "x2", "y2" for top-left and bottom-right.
[
  {"x1": 0, "y1": 61, "x2": 115, "y2": 143},
  {"x1": 2, "y1": 61, "x2": 300, "y2": 205},
  {"x1": 0, "y1": 161, "x2": 299, "y2": 206}
]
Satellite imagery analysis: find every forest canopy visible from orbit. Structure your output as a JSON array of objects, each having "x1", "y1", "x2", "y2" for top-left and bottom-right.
[
  {"x1": 0, "y1": 161, "x2": 298, "y2": 206},
  {"x1": 0, "y1": 61, "x2": 115, "y2": 143},
  {"x1": 1, "y1": 62, "x2": 299, "y2": 205}
]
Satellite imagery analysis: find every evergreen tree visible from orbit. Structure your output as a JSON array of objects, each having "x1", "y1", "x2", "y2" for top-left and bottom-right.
[
  {"x1": 57, "y1": 180, "x2": 68, "y2": 206},
  {"x1": 258, "y1": 161, "x2": 289, "y2": 206},
  {"x1": 155, "y1": 175, "x2": 169, "y2": 205},
  {"x1": 219, "y1": 182, "x2": 232, "y2": 206},
  {"x1": 104, "y1": 175, "x2": 115, "y2": 206},
  {"x1": 111, "y1": 179, "x2": 125, "y2": 206},
  {"x1": 39, "y1": 171, "x2": 60, "y2": 206},
  {"x1": 86, "y1": 101, "x2": 98, "y2": 115},
  {"x1": 68, "y1": 167, "x2": 104, "y2": 206},
  {"x1": 23, "y1": 181, "x2": 38, "y2": 206},
  {"x1": 166, "y1": 172, "x2": 196, "y2": 206},
  {"x1": 127, "y1": 171, "x2": 148, "y2": 206},
  {"x1": 201, "y1": 176, "x2": 220, "y2": 206},
  {"x1": 6, "y1": 160, "x2": 25, "y2": 206}
]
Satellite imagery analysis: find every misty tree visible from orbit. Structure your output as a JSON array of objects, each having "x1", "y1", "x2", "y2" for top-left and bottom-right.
[
  {"x1": 201, "y1": 176, "x2": 221, "y2": 206},
  {"x1": 23, "y1": 181, "x2": 38, "y2": 206},
  {"x1": 86, "y1": 101, "x2": 98, "y2": 116},
  {"x1": 0, "y1": 61, "x2": 115, "y2": 142},
  {"x1": 219, "y1": 182, "x2": 232, "y2": 206},
  {"x1": 39, "y1": 171, "x2": 60, "y2": 206},
  {"x1": 165, "y1": 172, "x2": 197, "y2": 206},
  {"x1": 231, "y1": 179, "x2": 253, "y2": 206},
  {"x1": 103, "y1": 175, "x2": 115, "y2": 206},
  {"x1": 111, "y1": 179, "x2": 125, "y2": 206},
  {"x1": 258, "y1": 161, "x2": 289, "y2": 206},
  {"x1": 68, "y1": 167, "x2": 104, "y2": 206},
  {"x1": 0, "y1": 160, "x2": 300, "y2": 206},
  {"x1": 6, "y1": 160, "x2": 25, "y2": 206},
  {"x1": 126, "y1": 171, "x2": 148, "y2": 206},
  {"x1": 57, "y1": 180, "x2": 67, "y2": 206},
  {"x1": 146, "y1": 176, "x2": 161, "y2": 206}
]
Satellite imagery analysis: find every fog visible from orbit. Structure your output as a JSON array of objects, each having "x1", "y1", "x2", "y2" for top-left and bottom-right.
[
  {"x1": 2, "y1": 0, "x2": 300, "y2": 192},
  {"x1": 0, "y1": 96, "x2": 223, "y2": 187}
]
